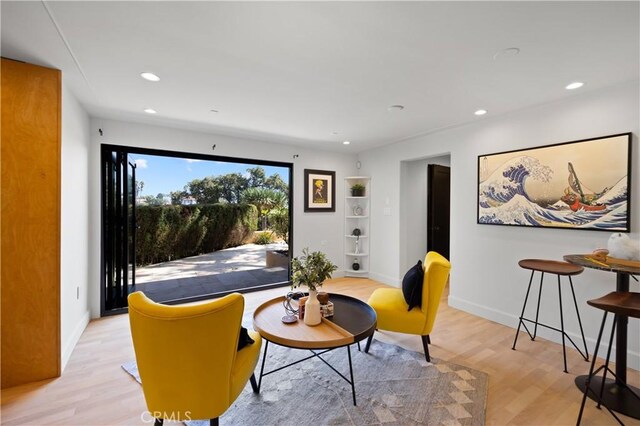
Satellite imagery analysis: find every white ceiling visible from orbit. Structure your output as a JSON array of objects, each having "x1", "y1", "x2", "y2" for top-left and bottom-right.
[{"x1": 2, "y1": 1, "x2": 638, "y2": 152}]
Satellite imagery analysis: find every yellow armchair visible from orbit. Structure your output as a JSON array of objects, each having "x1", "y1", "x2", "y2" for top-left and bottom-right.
[
  {"x1": 128, "y1": 292, "x2": 262, "y2": 426},
  {"x1": 365, "y1": 251, "x2": 451, "y2": 362}
]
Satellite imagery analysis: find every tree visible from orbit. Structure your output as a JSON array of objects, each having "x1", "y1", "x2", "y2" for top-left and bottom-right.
[
  {"x1": 265, "y1": 173, "x2": 288, "y2": 196},
  {"x1": 269, "y1": 207, "x2": 289, "y2": 242},
  {"x1": 185, "y1": 177, "x2": 223, "y2": 204},
  {"x1": 135, "y1": 180, "x2": 145, "y2": 197},
  {"x1": 246, "y1": 166, "x2": 266, "y2": 188},
  {"x1": 167, "y1": 166, "x2": 288, "y2": 208},
  {"x1": 216, "y1": 172, "x2": 249, "y2": 203},
  {"x1": 171, "y1": 190, "x2": 186, "y2": 205},
  {"x1": 142, "y1": 194, "x2": 164, "y2": 206},
  {"x1": 241, "y1": 187, "x2": 281, "y2": 230}
]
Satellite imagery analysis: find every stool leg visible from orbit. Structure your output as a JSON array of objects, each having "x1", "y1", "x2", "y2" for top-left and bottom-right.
[
  {"x1": 532, "y1": 272, "x2": 544, "y2": 340},
  {"x1": 569, "y1": 276, "x2": 589, "y2": 361},
  {"x1": 596, "y1": 317, "x2": 617, "y2": 409},
  {"x1": 512, "y1": 270, "x2": 535, "y2": 350},
  {"x1": 577, "y1": 312, "x2": 608, "y2": 425},
  {"x1": 557, "y1": 275, "x2": 568, "y2": 373}
]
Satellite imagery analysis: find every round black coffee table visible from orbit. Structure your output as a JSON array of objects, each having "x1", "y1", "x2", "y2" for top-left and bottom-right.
[{"x1": 253, "y1": 293, "x2": 377, "y2": 405}]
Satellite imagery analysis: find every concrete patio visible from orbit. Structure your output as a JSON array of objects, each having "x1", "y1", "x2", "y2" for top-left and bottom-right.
[{"x1": 131, "y1": 243, "x2": 289, "y2": 303}]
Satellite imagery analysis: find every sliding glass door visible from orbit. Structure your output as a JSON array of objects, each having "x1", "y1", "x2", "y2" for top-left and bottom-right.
[
  {"x1": 101, "y1": 144, "x2": 293, "y2": 315},
  {"x1": 102, "y1": 150, "x2": 137, "y2": 312}
]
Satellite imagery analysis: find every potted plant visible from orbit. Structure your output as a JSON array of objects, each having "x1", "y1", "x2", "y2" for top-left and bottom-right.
[
  {"x1": 351, "y1": 183, "x2": 366, "y2": 197},
  {"x1": 291, "y1": 248, "x2": 338, "y2": 326}
]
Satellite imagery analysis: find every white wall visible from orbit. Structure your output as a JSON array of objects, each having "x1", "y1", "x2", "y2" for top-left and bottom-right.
[
  {"x1": 60, "y1": 84, "x2": 91, "y2": 370},
  {"x1": 400, "y1": 155, "x2": 450, "y2": 272},
  {"x1": 88, "y1": 118, "x2": 357, "y2": 318},
  {"x1": 359, "y1": 80, "x2": 640, "y2": 369}
]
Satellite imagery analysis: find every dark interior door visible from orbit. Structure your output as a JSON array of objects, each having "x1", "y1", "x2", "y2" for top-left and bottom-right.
[{"x1": 427, "y1": 164, "x2": 450, "y2": 260}]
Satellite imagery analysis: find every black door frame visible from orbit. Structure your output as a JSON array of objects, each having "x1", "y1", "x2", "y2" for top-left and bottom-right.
[{"x1": 100, "y1": 144, "x2": 294, "y2": 316}]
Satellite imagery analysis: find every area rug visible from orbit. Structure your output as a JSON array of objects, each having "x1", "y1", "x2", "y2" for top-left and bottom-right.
[{"x1": 122, "y1": 339, "x2": 488, "y2": 425}]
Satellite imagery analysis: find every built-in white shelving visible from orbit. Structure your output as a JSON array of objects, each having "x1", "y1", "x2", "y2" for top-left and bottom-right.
[{"x1": 344, "y1": 176, "x2": 370, "y2": 278}]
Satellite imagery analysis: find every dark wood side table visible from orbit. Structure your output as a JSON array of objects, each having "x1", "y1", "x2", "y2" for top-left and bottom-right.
[{"x1": 564, "y1": 254, "x2": 640, "y2": 420}]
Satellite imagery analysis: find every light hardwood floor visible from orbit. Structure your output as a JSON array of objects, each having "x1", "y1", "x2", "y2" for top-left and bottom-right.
[{"x1": 1, "y1": 278, "x2": 638, "y2": 425}]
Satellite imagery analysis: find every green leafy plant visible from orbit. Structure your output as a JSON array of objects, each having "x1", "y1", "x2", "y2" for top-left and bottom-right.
[
  {"x1": 350, "y1": 183, "x2": 366, "y2": 196},
  {"x1": 241, "y1": 187, "x2": 286, "y2": 230},
  {"x1": 268, "y1": 207, "x2": 289, "y2": 241},
  {"x1": 254, "y1": 231, "x2": 274, "y2": 245},
  {"x1": 135, "y1": 203, "x2": 258, "y2": 265},
  {"x1": 291, "y1": 248, "x2": 338, "y2": 292}
]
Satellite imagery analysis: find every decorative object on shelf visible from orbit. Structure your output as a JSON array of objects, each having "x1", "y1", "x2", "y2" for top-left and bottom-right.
[
  {"x1": 304, "y1": 169, "x2": 336, "y2": 212},
  {"x1": 352, "y1": 258, "x2": 360, "y2": 271},
  {"x1": 355, "y1": 236, "x2": 360, "y2": 254},
  {"x1": 352, "y1": 228, "x2": 361, "y2": 236},
  {"x1": 353, "y1": 204, "x2": 363, "y2": 216},
  {"x1": 351, "y1": 183, "x2": 366, "y2": 197},
  {"x1": 478, "y1": 133, "x2": 631, "y2": 231},
  {"x1": 291, "y1": 248, "x2": 338, "y2": 326}
]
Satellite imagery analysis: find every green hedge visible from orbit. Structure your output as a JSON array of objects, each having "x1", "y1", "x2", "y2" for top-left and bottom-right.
[{"x1": 135, "y1": 204, "x2": 258, "y2": 266}]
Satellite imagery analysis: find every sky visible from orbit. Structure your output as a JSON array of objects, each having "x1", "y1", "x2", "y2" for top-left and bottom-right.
[{"x1": 129, "y1": 153, "x2": 290, "y2": 197}]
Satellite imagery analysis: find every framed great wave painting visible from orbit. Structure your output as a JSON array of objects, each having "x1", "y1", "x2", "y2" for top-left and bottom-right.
[{"x1": 477, "y1": 133, "x2": 632, "y2": 232}]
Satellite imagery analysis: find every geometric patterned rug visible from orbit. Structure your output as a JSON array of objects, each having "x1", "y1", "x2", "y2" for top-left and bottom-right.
[{"x1": 122, "y1": 339, "x2": 488, "y2": 425}]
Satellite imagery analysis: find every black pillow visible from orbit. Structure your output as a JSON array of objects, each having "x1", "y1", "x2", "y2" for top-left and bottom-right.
[
  {"x1": 402, "y1": 260, "x2": 424, "y2": 311},
  {"x1": 237, "y1": 326, "x2": 255, "y2": 351}
]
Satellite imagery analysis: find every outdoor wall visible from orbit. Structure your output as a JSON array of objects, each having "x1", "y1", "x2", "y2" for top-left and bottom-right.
[
  {"x1": 88, "y1": 118, "x2": 357, "y2": 318},
  {"x1": 61, "y1": 84, "x2": 91, "y2": 370},
  {"x1": 358, "y1": 80, "x2": 640, "y2": 369}
]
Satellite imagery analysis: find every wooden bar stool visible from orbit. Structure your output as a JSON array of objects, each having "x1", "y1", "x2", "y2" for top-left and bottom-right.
[
  {"x1": 577, "y1": 292, "x2": 640, "y2": 425},
  {"x1": 512, "y1": 259, "x2": 589, "y2": 373}
]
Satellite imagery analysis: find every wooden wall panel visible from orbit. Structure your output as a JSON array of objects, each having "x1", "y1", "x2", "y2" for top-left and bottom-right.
[{"x1": 1, "y1": 58, "x2": 61, "y2": 388}]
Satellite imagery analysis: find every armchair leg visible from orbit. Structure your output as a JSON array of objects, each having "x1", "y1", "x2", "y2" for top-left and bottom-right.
[
  {"x1": 154, "y1": 419, "x2": 163, "y2": 426},
  {"x1": 421, "y1": 335, "x2": 431, "y2": 362},
  {"x1": 250, "y1": 373, "x2": 259, "y2": 393},
  {"x1": 364, "y1": 333, "x2": 374, "y2": 353},
  {"x1": 210, "y1": 418, "x2": 219, "y2": 426}
]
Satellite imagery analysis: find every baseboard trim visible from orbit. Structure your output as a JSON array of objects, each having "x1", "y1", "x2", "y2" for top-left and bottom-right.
[
  {"x1": 448, "y1": 295, "x2": 639, "y2": 371},
  {"x1": 369, "y1": 271, "x2": 400, "y2": 287},
  {"x1": 62, "y1": 311, "x2": 90, "y2": 371}
]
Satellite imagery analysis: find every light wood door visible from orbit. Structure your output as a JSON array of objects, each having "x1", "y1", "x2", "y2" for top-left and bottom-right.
[{"x1": 1, "y1": 58, "x2": 61, "y2": 388}]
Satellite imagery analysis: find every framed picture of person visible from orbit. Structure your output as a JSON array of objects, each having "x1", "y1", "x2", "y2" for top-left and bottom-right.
[{"x1": 304, "y1": 169, "x2": 336, "y2": 212}]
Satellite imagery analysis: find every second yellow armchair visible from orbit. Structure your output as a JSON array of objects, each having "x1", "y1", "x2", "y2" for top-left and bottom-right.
[{"x1": 365, "y1": 251, "x2": 451, "y2": 362}]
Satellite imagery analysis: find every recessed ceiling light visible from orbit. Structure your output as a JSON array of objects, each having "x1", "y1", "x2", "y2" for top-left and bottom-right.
[
  {"x1": 565, "y1": 82, "x2": 584, "y2": 90},
  {"x1": 140, "y1": 72, "x2": 160, "y2": 82},
  {"x1": 493, "y1": 47, "x2": 520, "y2": 60},
  {"x1": 387, "y1": 105, "x2": 404, "y2": 111},
  {"x1": 474, "y1": 109, "x2": 488, "y2": 116},
  {"x1": 143, "y1": 108, "x2": 157, "y2": 114},
  {"x1": 343, "y1": 141, "x2": 351, "y2": 145}
]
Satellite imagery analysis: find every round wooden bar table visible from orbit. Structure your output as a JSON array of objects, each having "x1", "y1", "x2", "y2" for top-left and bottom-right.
[
  {"x1": 253, "y1": 293, "x2": 376, "y2": 406},
  {"x1": 564, "y1": 254, "x2": 640, "y2": 419}
]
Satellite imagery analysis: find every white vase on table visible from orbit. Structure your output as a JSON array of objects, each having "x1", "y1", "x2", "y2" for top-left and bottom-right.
[{"x1": 304, "y1": 289, "x2": 322, "y2": 326}]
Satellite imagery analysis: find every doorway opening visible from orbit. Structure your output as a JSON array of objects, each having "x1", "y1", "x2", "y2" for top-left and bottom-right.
[
  {"x1": 101, "y1": 144, "x2": 293, "y2": 315},
  {"x1": 399, "y1": 155, "x2": 451, "y2": 277}
]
